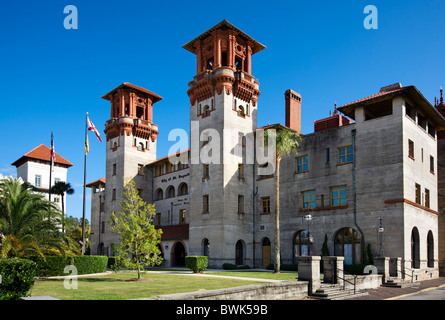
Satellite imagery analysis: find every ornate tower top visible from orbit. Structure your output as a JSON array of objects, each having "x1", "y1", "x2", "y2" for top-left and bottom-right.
[
  {"x1": 184, "y1": 20, "x2": 265, "y2": 107},
  {"x1": 102, "y1": 82, "x2": 162, "y2": 142},
  {"x1": 435, "y1": 87, "x2": 445, "y2": 117},
  {"x1": 183, "y1": 19, "x2": 266, "y2": 75}
]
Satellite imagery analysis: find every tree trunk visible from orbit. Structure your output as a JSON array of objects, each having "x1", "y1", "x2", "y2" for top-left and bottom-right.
[
  {"x1": 274, "y1": 156, "x2": 281, "y2": 274},
  {"x1": 61, "y1": 193, "x2": 65, "y2": 233}
]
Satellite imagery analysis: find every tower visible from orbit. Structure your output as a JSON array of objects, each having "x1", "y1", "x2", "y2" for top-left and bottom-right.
[
  {"x1": 285, "y1": 89, "x2": 302, "y2": 133},
  {"x1": 183, "y1": 20, "x2": 265, "y2": 267},
  {"x1": 101, "y1": 82, "x2": 162, "y2": 252}
]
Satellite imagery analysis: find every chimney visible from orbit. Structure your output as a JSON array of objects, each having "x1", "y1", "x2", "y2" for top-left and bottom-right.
[{"x1": 285, "y1": 89, "x2": 302, "y2": 133}]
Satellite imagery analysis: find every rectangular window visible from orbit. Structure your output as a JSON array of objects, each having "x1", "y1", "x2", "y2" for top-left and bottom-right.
[
  {"x1": 302, "y1": 190, "x2": 316, "y2": 209},
  {"x1": 203, "y1": 195, "x2": 209, "y2": 213},
  {"x1": 408, "y1": 139, "x2": 414, "y2": 159},
  {"x1": 35, "y1": 175, "x2": 41, "y2": 187},
  {"x1": 331, "y1": 186, "x2": 347, "y2": 206},
  {"x1": 261, "y1": 197, "x2": 271, "y2": 214},
  {"x1": 338, "y1": 146, "x2": 353, "y2": 165},
  {"x1": 112, "y1": 189, "x2": 116, "y2": 201},
  {"x1": 238, "y1": 164, "x2": 244, "y2": 179},
  {"x1": 430, "y1": 156, "x2": 435, "y2": 174},
  {"x1": 238, "y1": 195, "x2": 244, "y2": 214},
  {"x1": 101, "y1": 221, "x2": 105, "y2": 233},
  {"x1": 296, "y1": 155, "x2": 308, "y2": 173},
  {"x1": 156, "y1": 213, "x2": 161, "y2": 226},
  {"x1": 326, "y1": 148, "x2": 330, "y2": 164},
  {"x1": 203, "y1": 164, "x2": 209, "y2": 179},
  {"x1": 415, "y1": 183, "x2": 421, "y2": 204},
  {"x1": 113, "y1": 163, "x2": 117, "y2": 176},
  {"x1": 179, "y1": 209, "x2": 186, "y2": 224},
  {"x1": 425, "y1": 189, "x2": 430, "y2": 208}
]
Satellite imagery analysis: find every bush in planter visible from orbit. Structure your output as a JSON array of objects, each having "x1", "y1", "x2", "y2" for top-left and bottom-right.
[
  {"x1": 185, "y1": 256, "x2": 208, "y2": 273},
  {"x1": 0, "y1": 258, "x2": 37, "y2": 300}
]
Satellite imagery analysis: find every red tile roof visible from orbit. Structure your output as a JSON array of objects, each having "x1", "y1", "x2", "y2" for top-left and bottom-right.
[
  {"x1": 86, "y1": 177, "x2": 106, "y2": 188},
  {"x1": 101, "y1": 82, "x2": 163, "y2": 103},
  {"x1": 12, "y1": 144, "x2": 73, "y2": 168},
  {"x1": 339, "y1": 87, "x2": 405, "y2": 109}
]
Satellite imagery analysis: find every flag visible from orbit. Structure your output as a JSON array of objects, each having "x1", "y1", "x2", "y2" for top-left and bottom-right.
[
  {"x1": 87, "y1": 116, "x2": 102, "y2": 142},
  {"x1": 85, "y1": 133, "x2": 89, "y2": 155},
  {"x1": 50, "y1": 132, "x2": 56, "y2": 171}
]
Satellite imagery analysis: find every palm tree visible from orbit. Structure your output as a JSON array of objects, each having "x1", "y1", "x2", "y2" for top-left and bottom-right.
[
  {"x1": 0, "y1": 177, "x2": 72, "y2": 258},
  {"x1": 50, "y1": 181, "x2": 74, "y2": 233},
  {"x1": 265, "y1": 126, "x2": 302, "y2": 273}
]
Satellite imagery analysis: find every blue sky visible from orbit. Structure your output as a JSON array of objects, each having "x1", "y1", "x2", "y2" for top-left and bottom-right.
[{"x1": 0, "y1": 0, "x2": 444, "y2": 221}]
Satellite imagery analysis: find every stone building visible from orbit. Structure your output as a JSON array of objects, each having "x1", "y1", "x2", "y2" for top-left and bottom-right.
[{"x1": 88, "y1": 20, "x2": 445, "y2": 280}]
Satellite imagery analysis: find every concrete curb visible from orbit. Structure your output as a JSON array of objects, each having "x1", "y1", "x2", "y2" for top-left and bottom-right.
[{"x1": 384, "y1": 283, "x2": 445, "y2": 300}]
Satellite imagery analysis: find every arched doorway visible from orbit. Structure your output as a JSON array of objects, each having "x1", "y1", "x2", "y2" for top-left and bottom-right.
[
  {"x1": 202, "y1": 238, "x2": 210, "y2": 257},
  {"x1": 334, "y1": 227, "x2": 361, "y2": 265},
  {"x1": 427, "y1": 231, "x2": 434, "y2": 268},
  {"x1": 172, "y1": 241, "x2": 186, "y2": 267},
  {"x1": 411, "y1": 227, "x2": 420, "y2": 269},
  {"x1": 235, "y1": 240, "x2": 245, "y2": 265},
  {"x1": 262, "y1": 238, "x2": 271, "y2": 268}
]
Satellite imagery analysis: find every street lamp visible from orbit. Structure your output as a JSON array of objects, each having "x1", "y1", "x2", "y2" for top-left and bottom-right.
[
  {"x1": 378, "y1": 217, "x2": 384, "y2": 256},
  {"x1": 304, "y1": 214, "x2": 313, "y2": 255}
]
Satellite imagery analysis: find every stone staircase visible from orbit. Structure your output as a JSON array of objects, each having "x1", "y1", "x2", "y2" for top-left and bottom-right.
[
  {"x1": 310, "y1": 284, "x2": 369, "y2": 300},
  {"x1": 382, "y1": 277, "x2": 419, "y2": 288}
]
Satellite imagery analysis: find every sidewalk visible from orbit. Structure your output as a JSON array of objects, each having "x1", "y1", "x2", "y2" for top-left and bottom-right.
[{"x1": 348, "y1": 277, "x2": 445, "y2": 300}]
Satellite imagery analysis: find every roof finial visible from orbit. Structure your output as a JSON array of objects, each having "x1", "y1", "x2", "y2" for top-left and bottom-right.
[{"x1": 441, "y1": 86, "x2": 443, "y2": 104}]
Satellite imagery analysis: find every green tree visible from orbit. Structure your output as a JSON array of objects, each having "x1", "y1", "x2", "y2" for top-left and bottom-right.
[
  {"x1": 265, "y1": 127, "x2": 302, "y2": 273},
  {"x1": 65, "y1": 216, "x2": 89, "y2": 254},
  {"x1": 50, "y1": 181, "x2": 74, "y2": 233},
  {"x1": 0, "y1": 177, "x2": 72, "y2": 258},
  {"x1": 108, "y1": 179, "x2": 163, "y2": 280}
]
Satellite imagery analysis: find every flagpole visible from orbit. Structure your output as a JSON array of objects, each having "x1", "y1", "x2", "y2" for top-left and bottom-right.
[
  {"x1": 82, "y1": 113, "x2": 88, "y2": 255},
  {"x1": 49, "y1": 132, "x2": 53, "y2": 202}
]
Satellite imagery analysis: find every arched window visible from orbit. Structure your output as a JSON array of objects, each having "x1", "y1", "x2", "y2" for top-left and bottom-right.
[
  {"x1": 178, "y1": 183, "x2": 188, "y2": 196},
  {"x1": 238, "y1": 106, "x2": 245, "y2": 117},
  {"x1": 411, "y1": 227, "x2": 420, "y2": 269},
  {"x1": 427, "y1": 231, "x2": 434, "y2": 268},
  {"x1": 334, "y1": 227, "x2": 361, "y2": 265},
  {"x1": 137, "y1": 142, "x2": 144, "y2": 151},
  {"x1": 204, "y1": 105, "x2": 210, "y2": 116},
  {"x1": 202, "y1": 238, "x2": 210, "y2": 257},
  {"x1": 293, "y1": 230, "x2": 313, "y2": 263},
  {"x1": 166, "y1": 185, "x2": 175, "y2": 198},
  {"x1": 155, "y1": 188, "x2": 163, "y2": 201}
]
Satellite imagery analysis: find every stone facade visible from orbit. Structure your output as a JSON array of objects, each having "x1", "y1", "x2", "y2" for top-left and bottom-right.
[{"x1": 88, "y1": 20, "x2": 445, "y2": 278}]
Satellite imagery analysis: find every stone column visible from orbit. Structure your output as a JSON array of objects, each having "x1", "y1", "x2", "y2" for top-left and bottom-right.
[
  {"x1": 297, "y1": 256, "x2": 321, "y2": 295},
  {"x1": 374, "y1": 257, "x2": 390, "y2": 282},
  {"x1": 389, "y1": 257, "x2": 402, "y2": 279},
  {"x1": 322, "y1": 256, "x2": 344, "y2": 286}
]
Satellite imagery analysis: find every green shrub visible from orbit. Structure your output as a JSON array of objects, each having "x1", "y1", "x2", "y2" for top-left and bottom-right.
[
  {"x1": 222, "y1": 263, "x2": 237, "y2": 270},
  {"x1": 29, "y1": 255, "x2": 108, "y2": 277},
  {"x1": 0, "y1": 258, "x2": 37, "y2": 300},
  {"x1": 185, "y1": 256, "x2": 208, "y2": 273},
  {"x1": 73, "y1": 256, "x2": 108, "y2": 275}
]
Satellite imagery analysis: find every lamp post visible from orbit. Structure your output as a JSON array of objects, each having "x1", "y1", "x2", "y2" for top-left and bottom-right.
[
  {"x1": 304, "y1": 214, "x2": 313, "y2": 255},
  {"x1": 378, "y1": 217, "x2": 384, "y2": 257}
]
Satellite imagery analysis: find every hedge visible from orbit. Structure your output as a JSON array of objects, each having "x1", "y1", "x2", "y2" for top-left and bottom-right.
[
  {"x1": 185, "y1": 256, "x2": 208, "y2": 273},
  {"x1": 29, "y1": 255, "x2": 108, "y2": 277},
  {"x1": 0, "y1": 258, "x2": 37, "y2": 300}
]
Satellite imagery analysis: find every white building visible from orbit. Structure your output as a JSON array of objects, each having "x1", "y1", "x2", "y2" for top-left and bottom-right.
[{"x1": 11, "y1": 144, "x2": 73, "y2": 210}]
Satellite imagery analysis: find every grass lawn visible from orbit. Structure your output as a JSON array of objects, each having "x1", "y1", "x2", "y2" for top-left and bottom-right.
[{"x1": 30, "y1": 271, "x2": 266, "y2": 300}]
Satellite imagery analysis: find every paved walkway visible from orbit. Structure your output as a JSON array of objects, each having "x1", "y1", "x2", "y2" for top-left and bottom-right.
[{"x1": 348, "y1": 277, "x2": 445, "y2": 300}]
